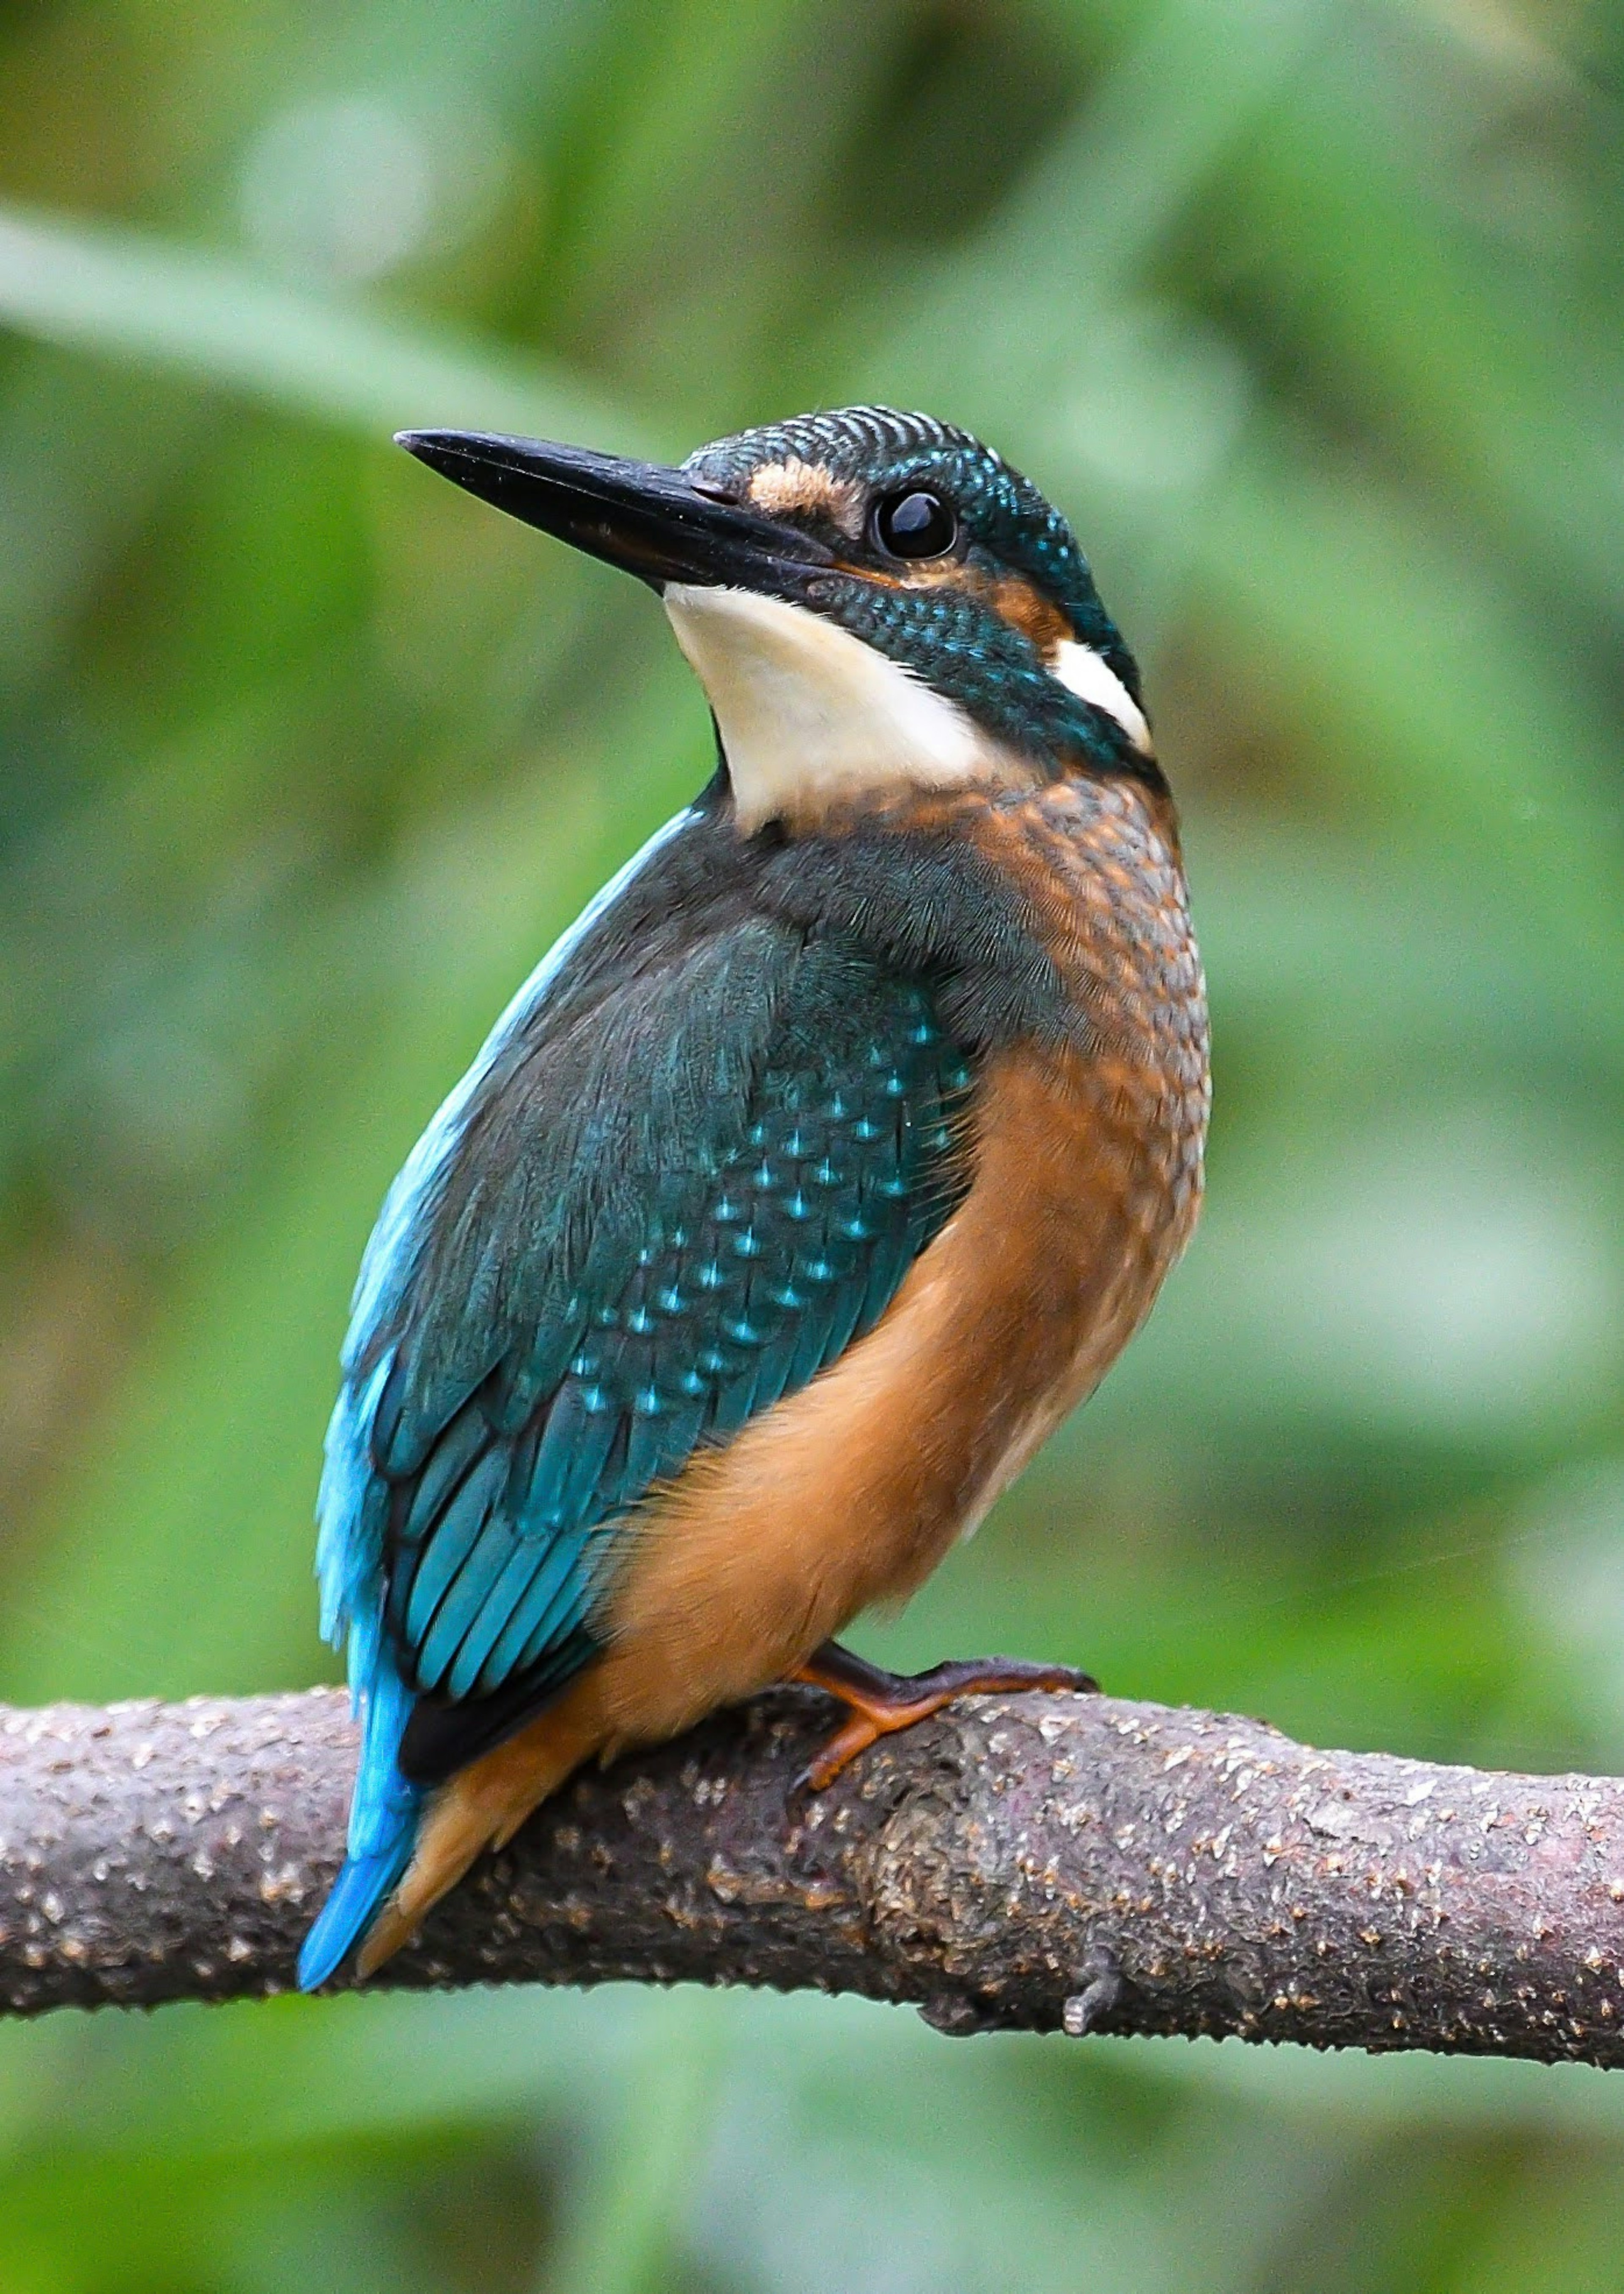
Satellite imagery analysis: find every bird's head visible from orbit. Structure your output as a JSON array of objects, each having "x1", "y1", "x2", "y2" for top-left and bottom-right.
[{"x1": 401, "y1": 406, "x2": 1155, "y2": 831}]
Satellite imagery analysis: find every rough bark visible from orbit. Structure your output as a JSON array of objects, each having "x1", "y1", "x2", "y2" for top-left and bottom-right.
[{"x1": 2, "y1": 1684, "x2": 1623, "y2": 2063}]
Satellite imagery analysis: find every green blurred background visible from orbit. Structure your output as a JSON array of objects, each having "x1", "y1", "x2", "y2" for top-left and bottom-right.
[{"x1": 2, "y1": 0, "x2": 1624, "y2": 2284}]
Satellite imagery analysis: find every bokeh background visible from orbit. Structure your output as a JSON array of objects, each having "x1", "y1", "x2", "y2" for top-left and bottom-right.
[{"x1": 2, "y1": 0, "x2": 1624, "y2": 2285}]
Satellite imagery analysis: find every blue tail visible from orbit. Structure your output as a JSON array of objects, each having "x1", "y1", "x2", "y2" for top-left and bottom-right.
[
  {"x1": 297, "y1": 1835, "x2": 415, "y2": 1990},
  {"x1": 299, "y1": 1661, "x2": 422, "y2": 1990}
]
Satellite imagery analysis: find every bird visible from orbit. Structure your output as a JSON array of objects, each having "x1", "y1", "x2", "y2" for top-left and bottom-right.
[{"x1": 296, "y1": 405, "x2": 1210, "y2": 1990}]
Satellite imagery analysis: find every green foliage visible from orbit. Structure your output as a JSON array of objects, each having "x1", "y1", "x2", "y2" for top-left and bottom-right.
[{"x1": 1, "y1": 0, "x2": 1621, "y2": 2283}]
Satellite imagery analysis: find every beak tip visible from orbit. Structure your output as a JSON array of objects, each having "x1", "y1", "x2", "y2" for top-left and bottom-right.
[{"x1": 396, "y1": 429, "x2": 450, "y2": 465}]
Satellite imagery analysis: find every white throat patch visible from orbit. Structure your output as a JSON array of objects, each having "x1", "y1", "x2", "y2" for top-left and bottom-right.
[
  {"x1": 1048, "y1": 637, "x2": 1152, "y2": 754},
  {"x1": 663, "y1": 584, "x2": 1004, "y2": 830}
]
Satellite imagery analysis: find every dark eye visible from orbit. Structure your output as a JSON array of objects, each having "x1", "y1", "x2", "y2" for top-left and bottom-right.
[{"x1": 873, "y1": 488, "x2": 957, "y2": 560}]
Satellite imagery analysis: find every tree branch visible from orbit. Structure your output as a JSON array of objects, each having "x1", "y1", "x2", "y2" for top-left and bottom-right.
[{"x1": 3, "y1": 1684, "x2": 1622, "y2": 2061}]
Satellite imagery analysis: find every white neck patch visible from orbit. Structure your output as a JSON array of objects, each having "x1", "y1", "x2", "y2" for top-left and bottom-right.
[
  {"x1": 664, "y1": 584, "x2": 1007, "y2": 830},
  {"x1": 1049, "y1": 637, "x2": 1153, "y2": 754}
]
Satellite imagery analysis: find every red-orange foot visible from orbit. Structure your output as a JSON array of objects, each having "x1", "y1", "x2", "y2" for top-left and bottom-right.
[{"x1": 788, "y1": 1640, "x2": 1098, "y2": 1793}]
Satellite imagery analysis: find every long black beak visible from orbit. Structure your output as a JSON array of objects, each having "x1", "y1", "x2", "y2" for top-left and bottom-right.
[{"x1": 396, "y1": 429, "x2": 834, "y2": 593}]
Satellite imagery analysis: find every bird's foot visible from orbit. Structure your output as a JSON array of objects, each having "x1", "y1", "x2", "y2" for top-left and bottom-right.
[{"x1": 787, "y1": 1640, "x2": 1097, "y2": 1794}]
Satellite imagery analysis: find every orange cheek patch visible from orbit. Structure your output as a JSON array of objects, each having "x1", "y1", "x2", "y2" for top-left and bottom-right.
[{"x1": 990, "y1": 575, "x2": 1072, "y2": 651}]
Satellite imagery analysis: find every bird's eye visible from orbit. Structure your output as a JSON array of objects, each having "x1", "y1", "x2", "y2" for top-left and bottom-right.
[{"x1": 873, "y1": 488, "x2": 957, "y2": 560}]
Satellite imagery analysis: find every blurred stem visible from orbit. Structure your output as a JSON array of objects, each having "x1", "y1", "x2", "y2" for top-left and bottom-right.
[{"x1": 542, "y1": 1990, "x2": 726, "y2": 2294}]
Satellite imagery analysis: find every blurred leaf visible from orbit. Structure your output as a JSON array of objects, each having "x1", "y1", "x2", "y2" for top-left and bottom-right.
[{"x1": 0, "y1": 202, "x2": 650, "y2": 447}]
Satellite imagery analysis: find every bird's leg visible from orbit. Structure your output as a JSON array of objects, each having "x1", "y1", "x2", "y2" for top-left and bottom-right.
[{"x1": 788, "y1": 1640, "x2": 1098, "y2": 1793}]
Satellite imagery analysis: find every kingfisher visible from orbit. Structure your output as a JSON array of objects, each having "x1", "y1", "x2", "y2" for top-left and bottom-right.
[{"x1": 296, "y1": 406, "x2": 1210, "y2": 1989}]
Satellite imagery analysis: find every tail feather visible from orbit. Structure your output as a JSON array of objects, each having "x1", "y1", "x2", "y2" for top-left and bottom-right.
[
  {"x1": 354, "y1": 1672, "x2": 609, "y2": 1980},
  {"x1": 299, "y1": 1654, "x2": 421, "y2": 1991},
  {"x1": 297, "y1": 1832, "x2": 415, "y2": 1991}
]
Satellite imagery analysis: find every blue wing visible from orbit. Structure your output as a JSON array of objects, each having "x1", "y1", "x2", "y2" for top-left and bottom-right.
[{"x1": 299, "y1": 808, "x2": 971, "y2": 1984}]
